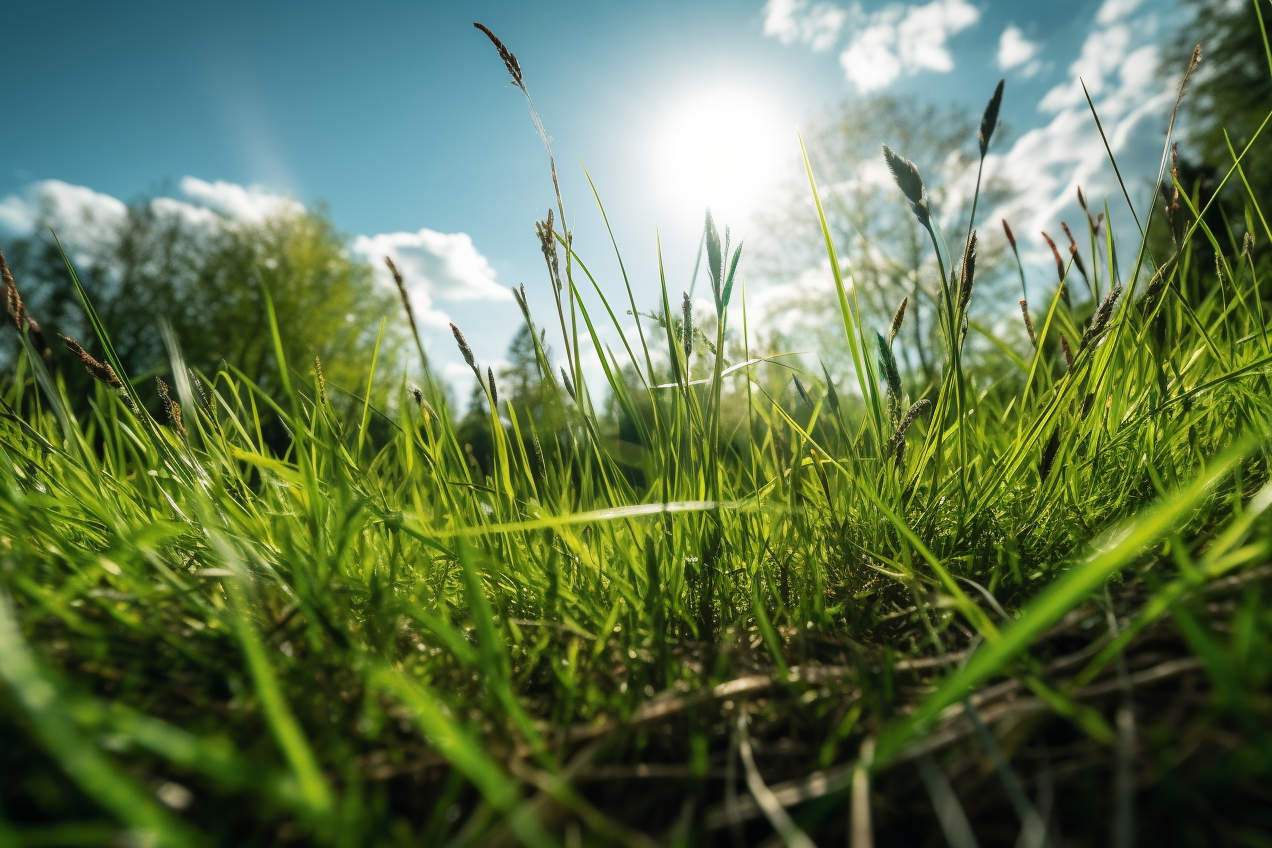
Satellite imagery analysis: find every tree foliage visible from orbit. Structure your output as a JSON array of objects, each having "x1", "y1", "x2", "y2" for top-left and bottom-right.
[{"x1": 5, "y1": 200, "x2": 402, "y2": 406}]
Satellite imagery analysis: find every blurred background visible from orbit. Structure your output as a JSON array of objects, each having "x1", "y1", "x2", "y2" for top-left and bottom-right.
[{"x1": 0, "y1": 0, "x2": 1263, "y2": 419}]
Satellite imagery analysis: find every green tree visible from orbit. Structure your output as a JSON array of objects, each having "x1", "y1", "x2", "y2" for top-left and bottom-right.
[
  {"x1": 1172, "y1": 0, "x2": 1272, "y2": 204},
  {"x1": 5, "y1": 200, "x2": 403, "y2": 407}
]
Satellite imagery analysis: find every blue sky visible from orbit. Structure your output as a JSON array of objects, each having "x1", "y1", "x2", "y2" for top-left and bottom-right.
[{"x1": 0, "y1": 0, "x2": 1182, "y2": 394}]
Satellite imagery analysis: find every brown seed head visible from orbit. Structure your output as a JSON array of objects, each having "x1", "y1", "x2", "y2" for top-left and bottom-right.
[
  {"x1": 1002, "y1": 219, "x2": 1018, "y2": 255},
  {"x1": 61, "y1": 335, "x2": 123, "y2": 389},
  {"x1": 1041, "y1": 231, "x2": 1065, "y2": 283},
  {"x1": 1061, "y1": 222, "x2": 1088, "y2": 282},
  {"x1": 473, "y1": 23, "x2": 523, "y2": 88},
  {"x1": 1059, "y1": 333, "x2": 1073, "y2": 370},
  {"x1": 156, "y1": 377, "x2": 186, "y2": 438}
]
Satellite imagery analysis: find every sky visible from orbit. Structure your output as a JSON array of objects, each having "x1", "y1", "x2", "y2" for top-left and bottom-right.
[{"x1": 0, "y1": 0, "x2": 1187, "y2": 396}]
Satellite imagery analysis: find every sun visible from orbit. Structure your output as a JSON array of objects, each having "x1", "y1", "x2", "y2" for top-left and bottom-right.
[{"x1": 652, "y1": 84, "x2": 793, "y2": 230}]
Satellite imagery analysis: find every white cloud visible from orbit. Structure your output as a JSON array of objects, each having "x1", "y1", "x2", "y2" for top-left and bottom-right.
[
  {"x1": 353, "y1": 229, "x2": 511, "y2": 330},
  {"x1": 987, "y1": 2, "x2": 1173, "y2": 285},
  {"x1": 178, "y1": 176, "x2": 302, "y2": 224},
  {"x1": 0, "y1": 180, "x2": 128, "y2": 270},
  {"x1": 838, "y1": 0, "x2": 980, "y2": 93},
  {"x1": 1095, "y1": 0, "x2": 1147, "y2": 25},
  {"x1": 997, "y1": 25, "x2": 1043, "y2": 77},
  {"x1": 762, "y1": 0, "x2": 850, "y2": 52}
]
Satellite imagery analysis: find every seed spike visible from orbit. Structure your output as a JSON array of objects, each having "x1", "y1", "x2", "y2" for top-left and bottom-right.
[
  {"x1": 882, "y1": 145, "x2": 930, "y2": 229},
  {"x1": 978, "y1": 79, "x2": 1004, "y2": 157}
]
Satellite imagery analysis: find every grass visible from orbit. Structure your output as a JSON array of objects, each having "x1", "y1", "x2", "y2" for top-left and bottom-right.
[{"x1": 3, "y1": 25, "x2": 1272, "y2": 848}]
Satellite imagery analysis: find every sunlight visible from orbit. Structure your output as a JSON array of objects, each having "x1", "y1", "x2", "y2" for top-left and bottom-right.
[{"x1": 652, "y1": 84, "x2": 792, "y2": 229}]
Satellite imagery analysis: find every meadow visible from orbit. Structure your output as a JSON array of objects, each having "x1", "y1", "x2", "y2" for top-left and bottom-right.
[{"x1": 2, "y1": 22, "x2": 1272, "y2": 848}]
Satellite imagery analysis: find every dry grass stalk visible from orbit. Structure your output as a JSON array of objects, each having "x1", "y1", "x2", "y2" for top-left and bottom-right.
[
  {"x1": 978, "y1": 79, "x2": 1004, "y2": 157},
  {"x1": 156, "y1": 378, "x2": 186, "y2": 439},
  {"x1": 472, "y1": 22, "x2": 523, "y2": 89},
  {"x1": 60, "y1": 335, "x2": 122, "y2": 390},
  {"x1": 1020, "y1": 300, "x2": 1038, "y2": 347},
  {"x1": 882, "y1": 145, "x2": 930, "y2": 229}
]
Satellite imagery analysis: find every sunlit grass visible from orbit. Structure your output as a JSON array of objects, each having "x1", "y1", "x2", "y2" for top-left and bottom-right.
[{"x1": 2, "y1": 24, "x2": 1272, "y2": 848}]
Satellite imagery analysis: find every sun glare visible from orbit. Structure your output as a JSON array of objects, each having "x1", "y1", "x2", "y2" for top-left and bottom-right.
[{"x1": 652, "y1": 84, "x2": 793, "y2": 229}]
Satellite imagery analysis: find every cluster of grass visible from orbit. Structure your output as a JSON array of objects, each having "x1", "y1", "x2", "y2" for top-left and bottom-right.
[{"x1": 3, "y1": 23, "x2": 1272, "y2": 848}]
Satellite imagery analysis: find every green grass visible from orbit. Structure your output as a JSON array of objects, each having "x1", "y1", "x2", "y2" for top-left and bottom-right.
[{"x1": 3, "y1": 32, "x2": 1272, "y2": 848}]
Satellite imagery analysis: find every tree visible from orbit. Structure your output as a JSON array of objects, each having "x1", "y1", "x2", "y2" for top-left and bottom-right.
[
  {"x1": 751, "y1": 94, "x2": 1013, "y2": 387},
  {"x1": 1171, "y1": 0, "x2": 1272, "y2": 205},
  {"x1": 4, "y1": 199, "x2": 403, "y2": 410}
]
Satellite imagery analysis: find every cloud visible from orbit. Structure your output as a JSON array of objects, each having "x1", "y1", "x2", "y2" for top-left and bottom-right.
[
  {"x1": 762, "y1": 0, "x2": 850, "y2": 52},
  {"x1": 0, "y1": 180, "x2": 128, "y2": 270},
  {"x1": 997, "y1": 25, "x2": 1044, "y2": 77},
  {"x1": 177, "y1": 176, "x2": 303, "y2": 224},
  {"x1": 353, "y1": 229, "x2": 511, "y2": 330},
  {"x1": 986, "y1": 2, "x2": 1173, "y2": 285},
  {"x1": 838, "y1": 0, "x2": 980, "y2": 93}
]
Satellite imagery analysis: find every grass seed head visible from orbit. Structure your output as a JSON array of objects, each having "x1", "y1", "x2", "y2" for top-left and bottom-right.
[
  {"x1": 156, "y1": 377, "x2": 185, "y2": 439},
  {"x1": 450, "y1": 323, "x2": 476, "y2": 370},
  {"x1": 1061, "y1": 222, "x2": 1088, "y2": 283},
  {"x1": 877, "y1": 330, "x2": 902, "y2": 423},
  {"x1": 1020, "y1": 300, "x2": 1038, "y2": 347},
  {"x1": 60, "y1": 335, "x2": 123, "y2": 390},
  {"x1": 681, "y1": 292, "x2": 693, "y2": 363},
  {"x1": 1060, "y1": 333, "x2": 1073, "y2": 370},
  {"x1": 314, "y1": 356, "x2": 328, "y2": 404},
  {"x1": 473, "y1": 22, "x2": 523, "y2": 88},
  {"x1": 959, "y1": 231, "x2": 977, "y2": 313},
  {"x1": 888, "y1": 398, "x2": 931, "y2": 453},
  {"x1": 1, "y1": 247, "x2": 23, "y2": 332},
  {"x1": 1002, "y1": 219, "x2": 1018, "y2": 255},
  {"x1": 1041, "y1": 231, "x2": 1065, "y2": 284},
  {"x1": 536, "y1": 210, "x2": 561, "y2": 291},
  {"x1": 978, "y1": 79, "x2": 1004, "y2": 157},
  {"x1": 487, "y1": 366, "x2": 498, "y2": 408},
  {"x1": 889, "y1": 296, "x2": 907, "y2": 346},
  {"x1": 1081, "y1": 285, "x2": 1122, "y2": 350},
  {"x1": 882, "y1": 145, "x2": 930, "y2": 229}
]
